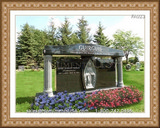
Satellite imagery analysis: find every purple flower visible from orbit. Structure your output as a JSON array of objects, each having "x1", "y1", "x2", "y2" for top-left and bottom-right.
[
  {"x1": 81, "y1": 107, "x2": 86, "y2": 111},
  {"x1": 64, "y1": 90, "x2": 67, "y2": 93},
  {"x1": 40, "y1": 99, "x2": 46, "y2": 104},
  {"x1": 35, "y1": 102, "x2": 39, "y2": 106},
  {"x1": 48, "y1": 97, "x2": 53, "y2": 101},
  {"x1": 68, "y1": 106, "x2": 72, "y2": 109},
  {"x1": 66, "y1": 97, "x2": 70, "y2": 100},
  {"x1": 39, "y1": 105, "x2": 44, "y2": 109},
  {"x1": 66, "y1": 100, "x2": 69, "y2": 104},
  {"x1": 76, "y1": 97, "x2": 80, "y2": 100},
  {"x1": 80, "y1": 95, "x2": 84, "y2": 99},
  {"x1": 69, "y1": 94, "x2": 73, "y2": 98},
  {"x1": 69, "y1": 103, "x2": 73, "y2": 106},
  {"x1": 35, "y1": 98, "x2": 40, "y2": 102},
  {"x1": 70, "y1": 99, "x2": 75, "y2": 102},
  {"x1": 50, "y1": 101, "x2": 55, "y2": 105},
  {"x1": 75, "y1": 104, "x2": 78, "y2": 107},
  {"x1": 55, "y1": 107, "x2": 58, "y2": 110},
  {"x1": 46, "y1": 100, "x2": 50, "y2": 104},
  {"x1": 49, "y1": 106, "x2": 52, "y2": 109},
  {"x1": 46, "y1": 104, "x2": 49, "y2": 107},
  {"x1": 58, "y1": 105, "x2": 64, "y2": 109},
  {"x1": 77, "y1": 106, "x2": 83, "y2": 109},
  {"x1": 90, "y1": 107, "x2": 94, "y2": 110},
  {"x1": 63, "y1": 104, "x2": 67, "y2": 107},
  {"x1": 78, "y1": 102, "x2": 84, "y2": 105},
  {"x1": 38, "y1": 95, "x2": 43, "y2": 99}
]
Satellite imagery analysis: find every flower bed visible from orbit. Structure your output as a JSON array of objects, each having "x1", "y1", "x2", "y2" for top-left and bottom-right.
[{"x1": 31, "y1": 86, "x2": 143, "y2": 112}]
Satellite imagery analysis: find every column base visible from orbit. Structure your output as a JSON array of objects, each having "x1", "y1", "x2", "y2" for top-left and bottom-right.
[
  {"x1": 43, "y1": 90, "x2": 54, "y2": 97},
  {"x1": 117, "y1": 82, "x2": 124, "y2": 87}
]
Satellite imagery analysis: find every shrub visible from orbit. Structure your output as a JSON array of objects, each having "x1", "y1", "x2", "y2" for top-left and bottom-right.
[
  {"x1": 140, "y1": 68, "x2": 144, "y2": 71},
  {"x1": 140, "y1": 61, "x2": 144, "y2": 67},
  {"x1": 129, "y1": 57, "x2": 134, "y2": 64},
  {"x1": 134, "y1": 56, "x2": 139, "y2": 64}
]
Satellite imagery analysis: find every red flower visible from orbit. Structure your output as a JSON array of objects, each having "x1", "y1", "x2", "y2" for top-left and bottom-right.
[
  {"x1": 139, "y1": 97, "x2": 142, "y2": 101},
  {"x1": 110, "y1": 102, "x2": 115, "y2": 107},
  {"x1": 91, "y1": 102, "x2": 94, "y2": 107},
  {"x1": 133, "y1": 99, "x2": 138, "y2": 103}
]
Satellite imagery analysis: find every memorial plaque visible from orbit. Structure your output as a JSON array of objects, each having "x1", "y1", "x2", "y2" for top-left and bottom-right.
[
  {"x1": 56, "y1": 58, "x2": 84, "y2": 92},
  {"x1": 96, "y1": 58, "x2": 116, "y2": 88}
]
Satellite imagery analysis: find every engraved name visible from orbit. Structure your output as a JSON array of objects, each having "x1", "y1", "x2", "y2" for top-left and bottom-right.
[{"x1": 79, "y1": 45, "x2": 102, "y2": 52}]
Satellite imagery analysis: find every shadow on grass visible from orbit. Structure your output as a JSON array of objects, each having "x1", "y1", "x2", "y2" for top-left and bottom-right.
[{"x1": 16, "y1": 96, "x2": 35, "y2": 104}]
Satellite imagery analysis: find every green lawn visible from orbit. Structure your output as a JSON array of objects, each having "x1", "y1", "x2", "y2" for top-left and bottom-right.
[{"x1": 16, "y1": 69, "x2": 144, "y2": 112}]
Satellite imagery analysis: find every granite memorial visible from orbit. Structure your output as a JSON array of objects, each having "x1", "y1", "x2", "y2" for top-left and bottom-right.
[
  {"x1": 43, "y1": 44, "x2": 124, "y2": 97},
  {"x1": 136, "y1": 62, "x2": 141, "y2": 71}
]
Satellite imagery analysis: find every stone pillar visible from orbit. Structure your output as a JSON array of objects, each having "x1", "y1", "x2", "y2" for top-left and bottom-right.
[
  {"x1": 117, "y1": 57, "x2": 124, "y2": 87},
  {"x1": 115, "y1": 58, "x2": 117, "y2": 86},
  {"x1": 44, "y1": 55, "x2": 53, "y2": 97}
]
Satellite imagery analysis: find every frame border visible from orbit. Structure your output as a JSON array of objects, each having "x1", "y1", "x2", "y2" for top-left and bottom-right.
[{"x1": 1, "y1": 0, "x2": 159, "y2": 127}]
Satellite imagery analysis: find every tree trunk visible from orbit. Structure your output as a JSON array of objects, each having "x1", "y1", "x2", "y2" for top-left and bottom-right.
[{"x1": 126, "y1": 55, "x2": 129, "y2": 64}]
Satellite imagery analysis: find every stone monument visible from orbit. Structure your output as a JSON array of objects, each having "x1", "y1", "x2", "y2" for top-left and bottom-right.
[
  {"x1": 136, "y1": 62, "x2": 141, "y2": 71},
  {"x1": 43, "y1": 44, "x2": 124, "y2": 97},
  {"x1": 18, "y1": 65, "x2": 25, "y2": 71}
]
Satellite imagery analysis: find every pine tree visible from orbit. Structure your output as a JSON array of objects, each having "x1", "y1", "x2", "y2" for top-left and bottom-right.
[
  {"x1": 77, "y1": 16, "x2": 91, "y2": 44},
  {"x1": 47, "y1": 17, "x2": 59, "y2": 45},
  {"x1": 16, "y1": 23, "x2": 37, "y2": 67},
  {"x1": 16, "y1": 23, "x2": 52, "y2": 68},
  {"x1": 93, "y1": 22, "x2": 111, "y2": 46},
  {"x1": 59, "y1": 17, "x2": 73, "y2": 45}
]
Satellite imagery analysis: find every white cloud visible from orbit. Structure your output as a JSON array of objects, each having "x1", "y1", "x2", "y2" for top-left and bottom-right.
[
  {"x1": 103, "y1": 16, "x2": 144, "y2": 42},
  {"x1": 47, "y1": 16, "x2": 62, "y2": 28}
]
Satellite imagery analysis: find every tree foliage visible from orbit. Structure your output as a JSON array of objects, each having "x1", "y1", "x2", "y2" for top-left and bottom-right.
[
  {"x1": 77, "y1": 16, "x2": 91, "y2": 44},
  {"x1": 93, "y1": 22, "x2": 111, "y2": 46},
  {"x1": 112, "y1": 30, "x2": 144, "y2": 63}
]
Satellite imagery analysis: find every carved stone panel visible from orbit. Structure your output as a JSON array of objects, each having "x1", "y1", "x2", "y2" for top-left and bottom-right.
[{"x1": 82, "y1": 59, "x2": 96, "y2": 89}]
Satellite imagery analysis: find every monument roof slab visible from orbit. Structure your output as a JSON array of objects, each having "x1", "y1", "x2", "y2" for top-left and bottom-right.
[{"x1": 43, "y1": 44, "x2": 124, "y2": 57}]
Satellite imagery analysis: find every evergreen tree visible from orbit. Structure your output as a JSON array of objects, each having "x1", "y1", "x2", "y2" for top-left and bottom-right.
[
  {"x1": 93, "y1": 22, "x2": 111, "y2": 47},
  {"x1": 47, "y1": 17, "x2": 60, "y2": 45},
  {"x1": 58, "y1": 17, "x2": 72, "y2": 45},
  {"x1": 70, "y1": 33, "x2": 81, "y2": 44},
  {"x1": 16, "y1": 23, "x2": 37, "y2": 67},
  {"x1": 16, "y1": 23, "x2": 52, "y2": 68},
  {"x1": 77, "y1": 16, "x2": 91, "y2": 44}
]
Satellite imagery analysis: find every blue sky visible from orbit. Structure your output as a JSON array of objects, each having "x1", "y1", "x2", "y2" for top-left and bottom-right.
[{"x1": 16, "y1": 16, "x2": 125, "y2": 33}]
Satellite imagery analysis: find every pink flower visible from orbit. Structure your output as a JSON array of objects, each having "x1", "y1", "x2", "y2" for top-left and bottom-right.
[
  {"x1": 133, "y1": 99, "x2": 138, "y2": 103},
  {"x1": 139, "y1": 97, "x2": 142, "y2": 101}
]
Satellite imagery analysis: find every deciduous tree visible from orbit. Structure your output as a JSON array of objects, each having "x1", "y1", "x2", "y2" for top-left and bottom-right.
[{"x1": 112, "y1": 30, "x2": 144, "y2": 63}]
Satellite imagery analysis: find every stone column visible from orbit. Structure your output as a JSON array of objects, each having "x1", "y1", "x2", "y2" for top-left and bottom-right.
[
  {"x1": 44, "y1": 55, "x2": 53, "y2": 97},
  {"x1": 115, "y1": 58, "x2": 117, "y2": 86},
  {"x1": 117, "y1": 57, "x2": 124, "y2": 87}
]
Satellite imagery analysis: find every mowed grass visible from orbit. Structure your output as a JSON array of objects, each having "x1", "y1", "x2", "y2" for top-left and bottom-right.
[
  {"x1": 16, "y1": 70, "x2": 55, "y2": 112},
  {"x1": 16, "y1": 69, "x2": 144, "y2": 112}
]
